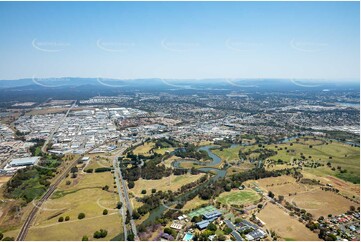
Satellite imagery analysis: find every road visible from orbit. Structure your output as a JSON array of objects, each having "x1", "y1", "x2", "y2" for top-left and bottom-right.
[
  {"x1": 224, "y1": 220, "x2": 243, "y2": 241},
  {"x1": 113, "y1": 141, "x2": 142, "y2": 240},
  {"x1": 41, "y1": 101, "x2": 76, "y2": 153},
  {"x1": 112, "y1": 148, "x2": 128, "y2": 241}
]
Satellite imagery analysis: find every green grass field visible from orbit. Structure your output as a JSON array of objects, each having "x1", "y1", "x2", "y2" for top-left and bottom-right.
[
  {"x1": 238, "y1": 137, "x2": 360, "y2": 184},
  {"x1": 270, "y1": 140, "x2": 359, "y2": 183},
  {"x1": 132, "y1": 142, "x2": 155, "y2": 155},
  {"x1": 217, "y1": 190, "x2": 261, "y2": 206},
  {"x1": 212, "y1": 146, "x2": 241, "y2": 162}
]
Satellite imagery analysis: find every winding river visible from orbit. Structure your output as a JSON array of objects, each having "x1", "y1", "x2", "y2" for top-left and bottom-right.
[{"x1": 140, "y1": 145, "x2": 226, "y2": 227}]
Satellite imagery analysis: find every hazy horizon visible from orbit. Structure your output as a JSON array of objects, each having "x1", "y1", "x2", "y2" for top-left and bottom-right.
[{"x1": 0, "y1": 1, "x2": 359, "y2": 80}]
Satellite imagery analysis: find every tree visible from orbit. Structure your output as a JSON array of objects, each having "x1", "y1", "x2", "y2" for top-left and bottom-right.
[
  {"x1": 278, "y1": 195, "x2": 284, "y2": 203},
  {"x1": 268, "y1": 191, "x2": 275, "y2": 198},
  {"x1": 128, "y1": 180, "x2": 135, "y2": 189},
  {"x1": 78, "y1": 213, "x2": 86, "y2": 219},
  {"x1": 58, "y1": 216, "x2": 64, "y2": 222},
  {"x1": 116, "y1": 202, "x2": 123, "y2": 209},
  {"x1": 0, "y1": 233, "x2": 3, "y2": 240},
  {"x1": 207, "y1": 222, "x2": 217, "y2": 231},
  {"x1": 103, "y1": 209, "x2": 108, "y2": 215},
  {"x1": 217, "y1": 235, "x2": 226, "y2": 241},
  {"x1": 82, "y1": 235, "x2": 88, "y2": 241},
  {"x1": 127, "y1": 234, "x2": 134, "y2": 241},
  {"x1": 65, "y1": 216, "x2": 70, "y2": 221},
  {"x1": 141, "y1": 189, "x2": 147, "y2": 194},
  {"x1": 151, "y1": 188, "x2": 156, "y2": 193}
]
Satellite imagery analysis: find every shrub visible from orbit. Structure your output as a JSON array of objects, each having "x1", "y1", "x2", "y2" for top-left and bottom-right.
[
  {"x1": 103, "y1": 209, "x2": 108, "y2": 215},
  {"x1": 82, "y1": 235, "x2": 88, "y2": 241},
  {"x1": 141, "y1": 189, "x2": 146, "y2": 194},
  {"x1": 65, "y1": 216, "x2": 70, "y2": 221},
  {"x1": 58, "y1": 216, "x2": 64, "y2": 222},
  {"x1": 78, "y1": 213, "x2": 85, "y2": 219}
]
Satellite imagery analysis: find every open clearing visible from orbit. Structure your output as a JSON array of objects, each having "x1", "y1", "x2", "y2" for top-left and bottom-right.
[
  {"x1": 182, "y1": 196, "x2": 209, "y2": 211},
  {"x1": 258, "y1": 202, "x2": 320, "y2": 241},
  {"x1": 27, "y1": 213, "x2": 121, "y2": 241},
  {"x1": 289, "y1": 190, "x2": 358, "y2": 218},
  {"x1": 154, "y1": 147, "x2": 175, "y2": 155},
  {"x1": 132, "y1": 142, "x2": 155, "y2": 156},
  {"x1": 217, "y1": 189, "x2": 261, "y2": 206},
  {"x1": 249, "y1": 175, "x2": 358, "y2": 218},
  {"x1": 129, "y1": 173, "x2": 203, "y2": 197},
  {"x1": 0, "y1": 176, "x2": 11, "y2": 188},
  {"x1": 26, "y1": 170, "x2": 122, "y2": 240},
  {"x1": 212, "y1": 146, "x2": 241, "y2": 162}
]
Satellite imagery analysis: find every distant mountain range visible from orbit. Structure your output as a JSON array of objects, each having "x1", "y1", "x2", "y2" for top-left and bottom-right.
[{"x1": 0, "y1": 78, "x2": 359, "y2": 90}]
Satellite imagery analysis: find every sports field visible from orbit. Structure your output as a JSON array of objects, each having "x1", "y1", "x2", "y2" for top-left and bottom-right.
[{"x1": 217, "y1": 190, "x2": 261, "y2": 206}]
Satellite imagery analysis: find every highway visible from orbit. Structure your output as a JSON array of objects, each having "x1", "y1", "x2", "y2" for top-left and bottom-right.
[
  {"x1": 113, "y1": 141, "x2": 141, "y2": 240},
  {"x1": 112, "y1": 148, "x2": 128, "y2": 240}
]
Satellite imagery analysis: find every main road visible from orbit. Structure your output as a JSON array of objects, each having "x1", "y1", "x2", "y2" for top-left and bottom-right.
[
  {"x1": 112, "y1": 148, "x2": 128, "y2": 240},
  {"x1": 41, "y1": 101, "x2": 76, "y2": 153},
  {"x1": 112, "y1": 141, "x2": 142, "y2": 240}
]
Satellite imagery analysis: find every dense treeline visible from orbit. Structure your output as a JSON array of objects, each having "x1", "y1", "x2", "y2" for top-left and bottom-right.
[
  {"x1": 198, "y1": 167, "x2": 300, "y2": 200},
  {"x1": 239, "y1": 148, "x2": 277, "y2": 161},
  {"x1": 154, "y1": 137, "x2": 180, "y2": 148}
]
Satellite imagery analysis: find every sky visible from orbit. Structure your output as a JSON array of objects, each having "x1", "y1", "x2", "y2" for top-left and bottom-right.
[{"x1": 0, "y1": 1, "x2": 359, "y2": 80}]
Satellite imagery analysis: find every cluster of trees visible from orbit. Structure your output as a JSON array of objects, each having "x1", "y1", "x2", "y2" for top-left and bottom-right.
[
  {"x1": 93, "y1": 229, "x2": 108, "y2": 239},
  {"x1": 198, "y1": 168, "x2": 294, "y2": 201},
  {"x1": 239, "y1": 148, "x2": 277, "y2": 161},
  {"x1": 173, "y1": 144, "x2": 210, "y2": 160},
  {"x1": 214, "y1": 138, "x2": 233, "y2": 149},
  {"x1": 154, "y1": 137, "x2": 179, "y2": 148},
  {"x1": 4, "y1": 160, "x2": 60, "y2": 203},
  {"x1": 94, "y1": 167, "x2": 112, "y2": 173},
  {"x1": 284, "y1": 201, "x2": 313, "y2": 221},
  {"x1": 123, "y1": 153, "x2": 172, "y2": 182}
]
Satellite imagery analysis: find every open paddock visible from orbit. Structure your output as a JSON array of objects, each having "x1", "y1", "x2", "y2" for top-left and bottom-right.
[{"x1": 257, "y1": 202, "x2": 320, "y2": 241}]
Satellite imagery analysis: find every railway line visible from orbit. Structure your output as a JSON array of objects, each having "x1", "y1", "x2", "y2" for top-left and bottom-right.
[{"x1": 16, "y1": 155, "x2": 80, "y2": 241}]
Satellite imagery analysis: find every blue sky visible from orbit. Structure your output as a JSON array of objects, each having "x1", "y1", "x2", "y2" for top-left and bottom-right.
[{"x1": 0, "y1": 1, "x2": 359, "y2": 80}]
